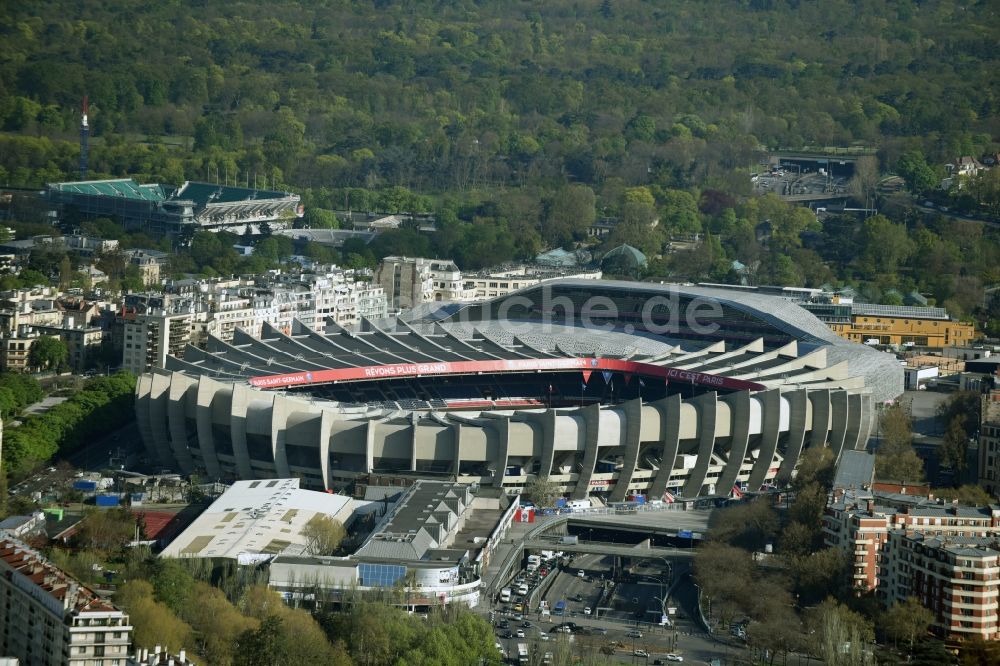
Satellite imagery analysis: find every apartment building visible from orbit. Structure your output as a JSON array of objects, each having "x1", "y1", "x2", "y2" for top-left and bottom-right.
[
  {"x1": 824, "y1": 489, "x2": 1000, "y2": 640},
  {"x1": 121, "y1": 311, "x2": 192, "y2": 374},
  {"x1": 881, "y1": 532, "x2": 999, "y2": 641},
  {"x1": 374, "y1": 257, "x2": 470, "y2": 310},
  {"x1": 462, "y1": 265, "x2": 602, "y2": 301},
  {"x1": 0, "y1": 538, "x2": 132, "y2": 666},
  {"x1": 980, "y1": 390, "x2": 1000, "y2": 496}
]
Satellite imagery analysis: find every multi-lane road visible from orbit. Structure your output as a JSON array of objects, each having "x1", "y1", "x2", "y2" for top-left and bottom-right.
[{"x1": 489, "y1": 552, "x2": 748, "y2": 665}]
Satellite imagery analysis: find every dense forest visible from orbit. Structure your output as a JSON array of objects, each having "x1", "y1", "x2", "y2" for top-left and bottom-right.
[
  {"x1": 1, "y1": 1, "x2": 995, "y2": 193},
  {"x1": 1, "y1": 1, "x2": 999, "y2": 321}
]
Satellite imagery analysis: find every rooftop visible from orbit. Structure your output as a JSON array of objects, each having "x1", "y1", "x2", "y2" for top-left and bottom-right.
[
  {"x1": 172, "y1": 181, "x2": 293, "y2": 206},
  {"x1": 0, "y1": 537, "x2": 123, "y2": 617},
  {"x1": 159, "y1": 478, "x2": 354, "y2": 561},
  {"x1": 355, "y1": 480, "x2": 471, "y2": 561},
  {"x1": 49, "y1": 179, "x2": 166, "y2": 202},
  {"x1": 849, "y1": 302, "x2": 951, "y2": 321}
]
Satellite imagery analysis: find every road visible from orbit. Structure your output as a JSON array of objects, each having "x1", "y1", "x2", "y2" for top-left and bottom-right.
[{"x1": 488, "y1": 550, "x2": 750, "y2": 665}]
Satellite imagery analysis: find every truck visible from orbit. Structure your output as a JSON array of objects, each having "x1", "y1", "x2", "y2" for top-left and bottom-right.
[
  {"x1": 526, "y1": 554, "x2": 541, "y2": 571},
  {"x1": 500, "y1": 588, "x2": 512, "y2": 603},
  {"x1": 566, "y1": 499, "x2": 591, "y2": 510},
  {"x1": 560, "y1": 535, "x2": 579, "y2": 545},
  {"x1": 517, "y1": 643, "x2": 529, "y2": 664}
]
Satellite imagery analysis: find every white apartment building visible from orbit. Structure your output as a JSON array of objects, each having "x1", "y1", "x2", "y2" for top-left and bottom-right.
[
  {"x1": 0, "y1": 538, "x2": 132, "y2": 666},
  {"x1": 462, "y1": 265, "x2": 602, "y2": 301},
  {"x1": 122, "y1": 311, "x2": 192, "y2": 374},
  {"x1": 374, "y1": 257, "x2": 472, "y2": 311}
]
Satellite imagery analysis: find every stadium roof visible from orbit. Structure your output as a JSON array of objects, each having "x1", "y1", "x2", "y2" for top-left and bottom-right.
[
  {"x1": 172, "y1": 181, "x2": 294, "y2": 206},
  {"x1": 159, "y1": 478, "x2": 354, "y2": 561},
  {"x1": 49, "y1": 179, "x2": 166, "y2": 201},
  {"x1": 849, "y1": 302, "x2": 950, "y2": 321}
]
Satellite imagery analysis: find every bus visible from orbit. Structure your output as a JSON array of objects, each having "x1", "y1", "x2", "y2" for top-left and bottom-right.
[
  {"x1": 553, "y1": 600, "x2": 566, "y2": 616},
  {"x1": 517, "y1": 643, "x2": 529, "y2": 664}
]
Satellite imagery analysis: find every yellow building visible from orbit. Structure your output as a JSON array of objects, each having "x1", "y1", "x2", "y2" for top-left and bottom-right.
[{"x1": 803, "y1": 301, "x2": 975, "y2": 349}]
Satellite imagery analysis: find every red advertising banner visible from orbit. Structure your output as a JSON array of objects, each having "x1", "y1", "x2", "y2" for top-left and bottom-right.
[{"x1": 247, "y1": 357, "x2": 765, "y2": 392}]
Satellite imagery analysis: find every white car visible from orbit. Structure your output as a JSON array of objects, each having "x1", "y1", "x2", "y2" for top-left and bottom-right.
[
  {"x1": 665, "y1": 655, "x2": 684, "y2": 663},
  {"x1": 626, "y1": 629, "x2": 643, "y2": 638},
  {"x1": 633, "y1": 649, "x2": 649, "y2": 658},
  {"x1": 516, "y1": 629, "x2": 525, "y2": 638},
  {"x1": 537, "y1": 631, "x2": 549, "y2": 641},
  {"x1": 583, "y1": 607, "x2": 591, "y2": 615}
]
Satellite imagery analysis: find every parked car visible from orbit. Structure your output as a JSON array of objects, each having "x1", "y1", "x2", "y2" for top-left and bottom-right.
[
  {"x1": 626, "y1": 629, "x2": 643, "y2": 638},
  {"x1": 633, "y1": 649, "x2": 649, "y2": 658},
  {"x1": 583, "y1": 607, "x2": 591, "y2": 615},
  {"x1": 665, "y1": 655, "x2": 684, "y2": 663}
]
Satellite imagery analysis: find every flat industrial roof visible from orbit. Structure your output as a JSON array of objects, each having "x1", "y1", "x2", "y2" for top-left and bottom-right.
[{"x1": 159, "y1": 478, "x2": 354, "y2": 561}]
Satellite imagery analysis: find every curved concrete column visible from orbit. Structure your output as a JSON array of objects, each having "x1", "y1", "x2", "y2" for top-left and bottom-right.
[
  {"x1": 148, "y1": 372, "x2": 176, "y2": 469},
  {"x1": 409, "y1": 413, "x2": 421, "y2": 472},
  {"x1": 229, "y1": 383, "x2": 254, "y2": 479},
  {"x1": 807, "y1": 389, "x2": 831, "y2": 450},
  {"x1": 828, "y1": 390, "x2": 849, "y2": 461},
  {"x1": 715, "y1": 391, "x2": 751, "y2": 496},
  {"x1": 534, "y1": 409, "x2": 557, "y2": 479},
  {"x1": 134, "y1": 374, "x2": 158, "y2": 464},
  {"x1": 843, "y1": 393, "x2": 864, "y2": 455},
  {"x1": 270, "y1": 394, "x2": 292, "y2": 478},
  {"x1": 571, "y1": 404, "x2": 602, "y2": 499},
  {"x1": 319, "y1": 409, "x2": 335, "y2": 490},
  {"x1": 855, "y1": 393, "x2": 873, "y2": 451},
  {"x1": 364, "y1": 420, "x2": 377, "y2": 473},
  {"x1": 195, "y1": 376, "x2": 222, "y2": 479},
  {"x1": 490, "y1": 415, "x2": 511, "y2": 489},
  {"x1": 166, "y1": 374, "x2": 195, "y2": 473},
  {"x1": 609, "y1": 399, "x2": 644, "y2": 503},
  {"x1": 681, "y1": 392, "x2": 718, "y2": 497},
  {"x1": 776, "y1": 389, "x2": 808, "y2": 484},
  {"x1": 747, "y1": 389, "x2": 781, "y2": 491},
  {"x1": 451, "y1": 421, "x2": 464, "y2": 476},
  {"x1": 648, "y1": 394, "x2": 682, "y2": 498}
]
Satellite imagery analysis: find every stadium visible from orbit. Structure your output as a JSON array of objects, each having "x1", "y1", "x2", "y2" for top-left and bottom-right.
[{"x1": 135, "y1": 280, "x2": 902, "y2": 500}]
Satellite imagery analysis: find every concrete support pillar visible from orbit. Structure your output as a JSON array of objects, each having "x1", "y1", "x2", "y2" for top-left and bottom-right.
[
  {"x1": 229, "y1": 383, "x2": 253, "y2": 479},
  {"x1": 855, "y1": 393, "x2": 874, "y2": 451},
  {"x1": 134, "y1": 374, "x2": 159, "y2": 466},
  {"x1": 410, "y1": 413, "x2": 421, "y2": 472},
  {"x1": 609, "y1": 399, "x2": 645, "y2": 503},
  {"x1": 195, "y1": 376, "x2": 221, "y2": 479},
  {"x1": 147, "y1": 372, "x2": 175, "y2": 469},
  {"x1": 491, "y1": 416, "x2": 511, "y2": 489},
  {"x1": 364, "y1": 420, "x2": 377, "y2": 473},
  {"x1": 682, "y1": 392, "x2": 718, "y2": 498},
  {"x1": 828, "y1": 390, "x2": 849, "y2": 461},
  {"x1": 776, "y1": 390, "x2": 808, "y2": 484},
  {"x1": 747, "y1": 389, "x2": 781, "y2": 491},
  {"x1": 648, "y1": 394, "x2": 682, "y2": 498},
  {"x1": 715, "y1": 391, "x2": 751, "y2": 496},
  {"x1": 451, "y1": 421, "x2": 464, "y2": 476},
  {"x1": 269, "y1": 394, "x2": 292, "y2": 478},
  {"x1": 166, "y1": 374, "x2": 195, "y2": 473},
  {"x1": 572, "y1": 404, "x2": 602, "y2": 499},
  {"x1": 534, "y1": 409, "x2": 557, "y2": 479},
  {"x1": 844, "y1": 393, "x2": 864, "y2": 455},
  {"x1": 319, "y1": 410, "x2": 335, "y2": 490},
  {"x1": 808, "y1": 389, "x2": 832, "y2": 450}
]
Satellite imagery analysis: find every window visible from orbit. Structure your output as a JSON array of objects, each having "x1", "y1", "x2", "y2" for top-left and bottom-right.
[{"x1": 357, "y1": 563, "x2": 406, "y2": 587}]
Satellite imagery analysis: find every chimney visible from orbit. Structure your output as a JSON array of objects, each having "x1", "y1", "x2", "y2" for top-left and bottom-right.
[{"x1": 866, "y1": 499, "x2": 875, "y2": 513}]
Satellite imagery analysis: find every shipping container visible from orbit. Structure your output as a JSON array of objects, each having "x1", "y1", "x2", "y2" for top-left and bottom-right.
[
  {"x1": 95, "y1": 494, "x2": 120, "y2": 507},
  {"x1": 73, "y1": 480, "x2": 98, "y2": 491}
]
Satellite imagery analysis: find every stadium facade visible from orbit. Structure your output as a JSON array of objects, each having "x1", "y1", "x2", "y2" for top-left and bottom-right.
[
  {"x1": 46, "y1": 179, "x2": 301, "y2": 237},
  {"x1": 135, "y1": 280, "x2": 903, "y2": 500}
]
